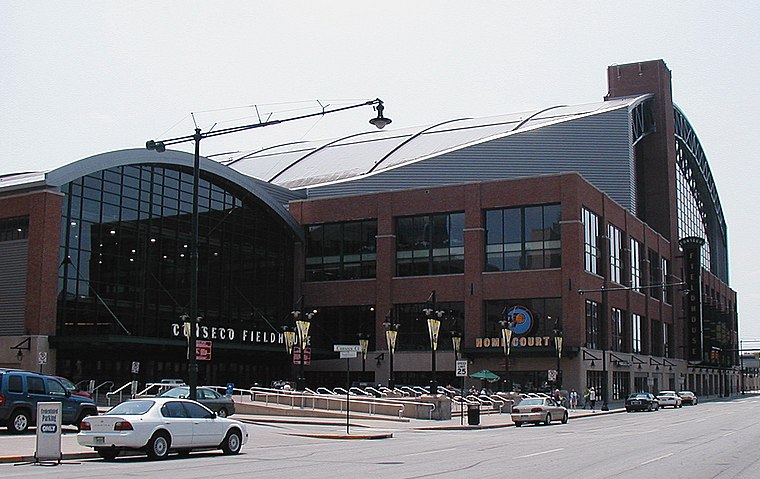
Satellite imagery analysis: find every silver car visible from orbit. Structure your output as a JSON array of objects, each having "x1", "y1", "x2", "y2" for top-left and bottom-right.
[{"x1": 511, "y1": 397, "x2": 568, "y2": 426}]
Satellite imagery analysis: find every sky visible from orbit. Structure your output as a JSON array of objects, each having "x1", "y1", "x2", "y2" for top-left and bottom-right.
[{"x1": 2, "y1": 1, "x2": 758, "y2": 341}]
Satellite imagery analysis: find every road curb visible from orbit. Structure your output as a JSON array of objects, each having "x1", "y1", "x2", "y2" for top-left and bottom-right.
[
  {"x1": 0, "y1": 451, "x2": 98, "y2": 464},
  {"x1": 287, "y1": 432, "x2": 393, "y2": 440}
]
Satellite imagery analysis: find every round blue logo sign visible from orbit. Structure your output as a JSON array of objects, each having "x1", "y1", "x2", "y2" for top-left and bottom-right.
[{"x1": 506, "y1": 306, "x2": 533, "y2": 335}]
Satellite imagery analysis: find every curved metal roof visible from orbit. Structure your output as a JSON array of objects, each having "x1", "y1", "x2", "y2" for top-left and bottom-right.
[
  {"x1": 220, "y1": 96, "x2": 650, "y2": 190},
  {"x1": 0, "y1": 148, "x2": 304, "y2": 240}
]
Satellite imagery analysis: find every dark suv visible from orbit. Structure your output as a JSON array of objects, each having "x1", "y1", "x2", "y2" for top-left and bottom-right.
[{"x1": 0, "y1": 369, "x2": 98, "y2": 433}]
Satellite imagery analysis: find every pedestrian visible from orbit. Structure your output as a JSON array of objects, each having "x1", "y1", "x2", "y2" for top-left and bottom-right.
[
  {"x1": 583, "y1": 387, "x2": 591, "y2": 409},
  {"x1": 589, "y1": 386, "x2": 597, "y2": 410},
  {"x1": 569, "y1": 389, "x2": 579, "y2": 409}
]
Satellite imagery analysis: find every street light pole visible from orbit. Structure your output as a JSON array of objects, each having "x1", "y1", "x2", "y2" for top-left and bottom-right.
[
  {"x1": 423, "y1": 292, "x2": 443, "y2": 396},
  {"x1": 146, "y1": 99, "x2": 391, "y2": 401},
  {"x1": 383, "y1": 311, "x2": 399, "y2": 389},
  {"x1": 553, "y1": 321, "x2": 563, "y2": 390},
  {"x1": 499, "y1": 317, "x2": 514, "y2": 392}
]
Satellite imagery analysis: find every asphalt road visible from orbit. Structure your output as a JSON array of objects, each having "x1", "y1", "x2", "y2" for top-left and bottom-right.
[{"x1": 2, "y1": 395, "x2": 759, "y2": 478}]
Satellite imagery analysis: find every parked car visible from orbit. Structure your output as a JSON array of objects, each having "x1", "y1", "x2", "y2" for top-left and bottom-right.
[
  {"x1": 677, "y1": 390, "x2": 698, "y2": 405},
  {"x1": 625, "y1": 392, "x2": 660, "y2": 412},
  {"x1": 511, "y1": 397, "x2": 568, "y2": 426},
  {"x1": 0, "y1": 368, "x2": 98, "y2": 433},
  {"x1": 78, "y1": 398, "x2": 247, "y2": 460},
  {"x1": 157, "y1": 386, "x2": 235, "y2": 417},
  {"x1": 656, "y1": 391, "x2": 683, "y2": 408},
  {"x1": 52, "y1": 375, "x2": 92, "y2": 399}
]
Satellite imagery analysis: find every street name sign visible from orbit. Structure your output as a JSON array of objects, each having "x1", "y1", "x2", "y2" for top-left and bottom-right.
[{"x1": 333, "y1": 344, "x2": 363, "y2": 352}]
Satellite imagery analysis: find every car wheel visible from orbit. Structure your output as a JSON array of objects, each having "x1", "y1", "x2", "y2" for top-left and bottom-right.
[
  {"x1": 221, "y1": 429, "x2": 242, "y2": 455},
  {"x1": 561, "y1": 413, "x2": 568, "y2": 424},
  {"x1": 9, "y1": 410, "x2": 30, "y2": 434},
  {"x1": 514, "y1": 421, "x2": 523, "y2": 427},
  {"x1": 217, "y1": 408, "x2": 228, "y2": 418},
  {"x1": 96, "y1": 448, "x2": 119, "y2": 461},
  {"x1": 626, "y1": 408, "x2": 632, "y2": 413},
  {"x1": 146, "y1": 431, "x2": 171, "y2": 460},
  {"x1": 544, "y1": 413, "x2": 552, "y2": 426}
]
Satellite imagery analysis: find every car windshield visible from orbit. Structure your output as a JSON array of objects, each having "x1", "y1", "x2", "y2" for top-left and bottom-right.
[
  {"x1": 519, "y1": 398, "x2": 544, "y2": 406},
  {"x1": 629, "y1": 394, "x2": 649, "y2": 399},
  {"x1": 160, "y1": 387, "x2": 189, "y2": 398},
  {"x1": 57, "y1": 377, "x2": 76, "y2": 391},
  {"x1": 107, "y1": 400, "x2": 154, "y2": 415}
]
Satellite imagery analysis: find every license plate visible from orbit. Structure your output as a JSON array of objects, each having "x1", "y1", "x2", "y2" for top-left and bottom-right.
[{"x1": 95, "y1": 437, "x2": 105, "y2": 445}]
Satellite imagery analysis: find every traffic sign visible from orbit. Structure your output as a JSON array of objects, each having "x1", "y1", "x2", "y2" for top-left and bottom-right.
[
  {"x1": 340, "y1": 351, "x2": 357, "y2": 359},
  {"x1": 196, "y1": 340, "x2": 212, "y2": 361},
  {"x1": 455, "y1": 360, "x2": 468, "y2": 377},
  {"x1": 548, "y1": 369, "x2": 557, "y2": 381},
  {"x1": 38, "y1": 352, "x2": 48, "y2": 365},
  {"x1": 334, "y1": 344, "x2": 363, "y2": 352},
  {"x1": 131, "y1": 361, "x2": 140, "y2": 374}
]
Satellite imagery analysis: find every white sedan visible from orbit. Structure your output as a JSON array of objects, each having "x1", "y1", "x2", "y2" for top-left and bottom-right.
[
  {"x1": 656, "y1": 391, "x2": 683, "y2": 408},
  {"x1": 511, "y1": 397, "x2": 568, "y2": 426},
  {"x1": 78, "y1": 397, "x2": 248, "y2": 460}
]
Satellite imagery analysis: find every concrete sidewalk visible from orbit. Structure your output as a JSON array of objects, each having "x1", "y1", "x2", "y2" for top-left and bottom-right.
[{"x1": 0, "y1": 407, "x2": 622, "y2": 463}]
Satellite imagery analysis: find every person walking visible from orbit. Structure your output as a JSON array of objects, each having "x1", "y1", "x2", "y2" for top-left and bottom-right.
[
  {"x1": 589, "y1": 386, "x2": 597, "y2": 410},
  {"x1": 583, "y1": 387, "x2": 591, "y2": 409},
  {"x1": 569, "y1": 389, "x2": 579, "y2": 409}
]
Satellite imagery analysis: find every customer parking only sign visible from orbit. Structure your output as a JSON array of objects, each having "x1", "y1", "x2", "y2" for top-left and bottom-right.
[{"x1": 35, "y1": 402, "x2": 62, "y2": 463}]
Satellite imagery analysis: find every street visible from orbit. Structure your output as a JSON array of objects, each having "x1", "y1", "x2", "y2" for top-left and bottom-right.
[{"x1": 2, "y1": 395, "x2": 759, "y2": 478}]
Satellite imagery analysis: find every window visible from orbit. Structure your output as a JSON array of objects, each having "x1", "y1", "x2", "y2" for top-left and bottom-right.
[
  {"x1": 662, "y1": 257, "x2": 672, "y2": 304},
  {"x1": 651, "y1": 320, "x2": 663, "y2": 357},
  {"x1": 8, "y1": 375, "x2": 23, "y2": 393},
  {"x1": 161, "y1": 401, "x2": 187, "y2": 418},
  {"x1": 631, "y1": 314, "x2": 642, "y2": 353},
  {"x1": 629, "y1": 238, "x2": 641, "y2": 292},
  {"x1": 585, "y1": 300, "x2": 599, "y2": 349},
  {"x1": 46, "y1": 378, "x2": 67, "y2": 396},
  {"x1": 648, "y1": 249, "x2": 661, "y2": 300},
  {"x1": 485, "y1": 204, "x2": 561, "y2": 271},
  {"x1": 608, "y1": 224, "x2": 623, "y2": 284},
  {"x1": 664, "y1": 322, "x2": 672, "y2": 357},
  {"x1": 611, "y1": 308, "x2": 625, "y2": 352},
  {"x1": 582, "y1": 208, "x2": 600, "y2": 274},
  {"x1": 306, "y1": 219, "x2": 377, "y2": 281},
  {"x1": 0, "y1": 216, "x2": 29, "y2": 242},
  {"x1": 27, "y1": 376, "x2": 45, "y2": 395},
  {"x1": 396, "y1": 213, "x2": 464, "y2": 277},
  {"x1": 182, "y1": 401, "x2": 212, "y2": 418},
  {"x1": 612, "y1": 372, "x2": 630, "y2": 400}
]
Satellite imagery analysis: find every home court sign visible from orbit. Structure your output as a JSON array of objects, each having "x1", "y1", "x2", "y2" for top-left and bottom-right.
[{"x1": 475, "y1": 306, "x2": 552, "y2": 349}]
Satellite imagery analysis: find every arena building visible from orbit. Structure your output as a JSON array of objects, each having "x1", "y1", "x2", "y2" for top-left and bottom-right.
[{"x1": 0, "y1": 59, "x2": 738, "y2": 399}]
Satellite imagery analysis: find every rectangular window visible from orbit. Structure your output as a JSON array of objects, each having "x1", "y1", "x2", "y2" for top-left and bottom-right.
[
  {"x1": 608, "y1": 224, "x2": 623, "y2": 284},
  {"x1": 611, "y1": 308, "x2": 625, "y2": 352},
  {"x1": 662, "y1": 257, "x2": 672, "y2": 304},
  {"x1": 585, "y1": 300, "x2": 599, "y2": 349},
  {"x1": 651, "y1": 319, "x2": 663, "y2": 357},
  {"x1": 582, "y1": 207, "x2": 600, "y2": 274},
  {"x1": 0, "y1": 216, "x2": 29, "y2": 242},
  {"x1": 612, "y1": 371, "x2": 630, "y2": 400},
  {"x1": 305, "y1": 219, "x2": 377, "y2": 281},
  {"x1": 631, "y1": 313, "x2": 642, "y2": 353},
  {"x1": 629, "y1": 238, "x2": 641, "y2": 292},
  {"x1": 485, "y1": 204, "x2": 560, "y2": 272},
  {"x1": 648, "y1": 249, "x2": 661, "y2": 300},
  {"x1": 663, "y1": 322, "x2": 672, "y2": 357},
  {"x1": 396, "y1": 212, "x2": 464, "y2": 277}
]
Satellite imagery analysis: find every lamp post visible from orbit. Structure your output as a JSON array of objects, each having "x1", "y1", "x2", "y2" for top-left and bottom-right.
[
  {"x1": 451, "y1": 328, "x2": 463, "y2": 425},
  {"x1": 499, "y1": 317, "x2": 515, "y2": 392},
  {"x1": 553, "y1": 321, "x2": 563, "y2": 390},
  {"x1": 146, "y1": 99, "x2": 391, "y2": 401},
  {"x1": 423, "y1": 292, "x2": 444, "y2": 396},
  {"x1": 383, "y1": 311, "x2": 400, "y2": 389},
  {"x1": 283, "y1": 326, "x2": 297, "y2": 384},
  {"x1": 293, "y1": 309, "x2": 315, "y2": 391},
  {"x1": 358, "y1": 333, "x2": 370, "y2": 382}
]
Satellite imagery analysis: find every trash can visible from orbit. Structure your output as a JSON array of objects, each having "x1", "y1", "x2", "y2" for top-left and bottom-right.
[{"x1": 467, "y1": 403, "x2": 480, "y2": 425}]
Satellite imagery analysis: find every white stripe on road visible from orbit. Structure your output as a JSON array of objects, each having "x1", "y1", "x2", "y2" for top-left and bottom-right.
[
  {"x1": 516, "y1": 448, "x2": 564, "y2": 458},
  {"x1": 722, "y1": 431, "x2": 734, "y2": 437},
  {"x1": 641, "y1": 452, "x2": 673, "y2": 465}
]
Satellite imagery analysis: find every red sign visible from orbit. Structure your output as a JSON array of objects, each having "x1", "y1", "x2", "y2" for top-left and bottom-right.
[
  {"x1": 196, "y1": 340, "x2": 212, "y2": 361},
  {"x1": 292, "y1": 347, "x2": 311, "y2": 365}
]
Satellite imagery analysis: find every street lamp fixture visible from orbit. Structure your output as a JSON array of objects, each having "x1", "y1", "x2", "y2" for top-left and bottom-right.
[
  {"x1": 424, "y1": 292, "x2": 444, "y2": 395},
  {"x1": 383, "y1": 311, "x2": 400, "y2": 389},
  {"x1": 451, "y1": 330, "x2": 462, "y2": 361},
  {"x1": 553, "y1": 321, "x2": 563, "y2": 389},
  {"x1": 499, "y1": 317, "x2": 515, "y2": 392},
  {"x1": 293, "y1": 308, "x2": 316, "y2": 391},
  {"x1": 358, "y1": 333, "x2": 370, "y2": 374},
  {"x1": 146, "y1": 98, "x2": 390, "y2": 401}
]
